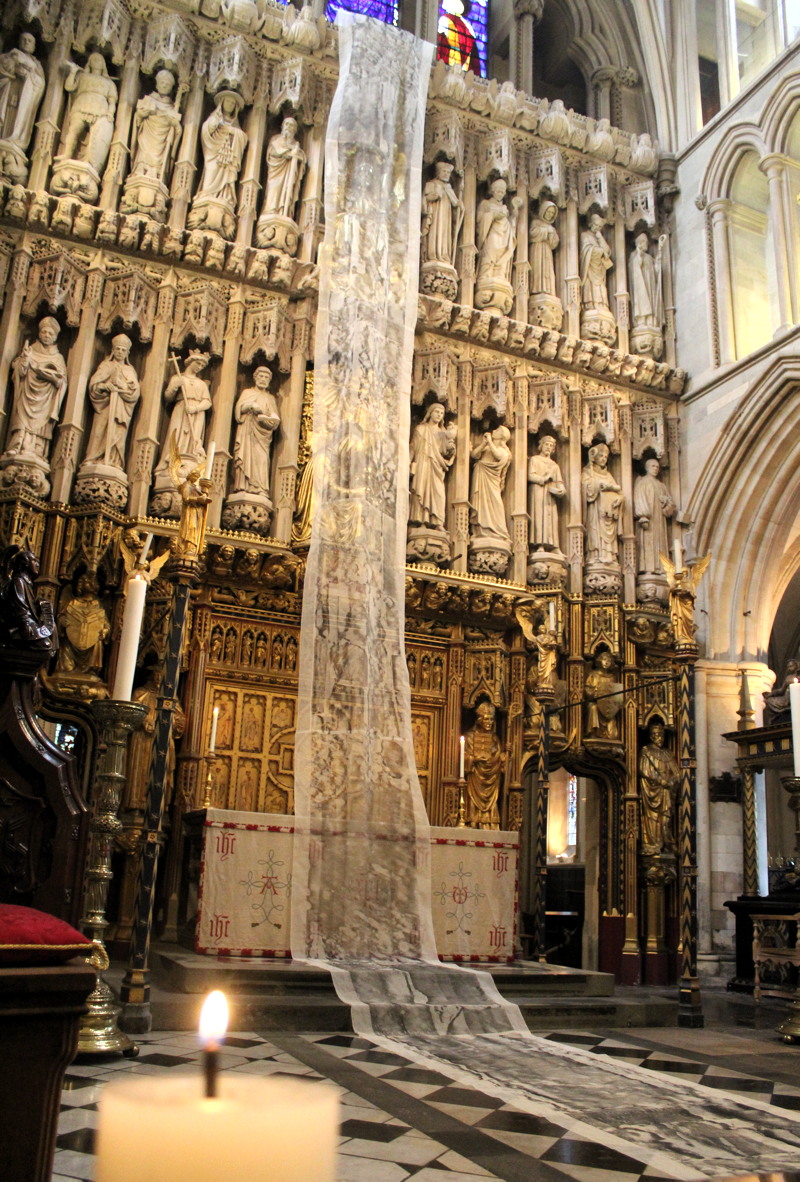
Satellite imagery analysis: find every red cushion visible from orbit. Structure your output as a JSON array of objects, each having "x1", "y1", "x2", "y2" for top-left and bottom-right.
[{"x1": 0, "y1": 903, "x2": 91, "y2": 966}]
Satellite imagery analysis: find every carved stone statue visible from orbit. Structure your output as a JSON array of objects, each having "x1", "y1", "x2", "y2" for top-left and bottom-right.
[
  {"x1": 661, "y1": 553, "x2": 711, "y2": 649},
  {"x1": 0, "y1": 547, "x2": 56, "y2": 654},
  {"x1": 640, "y1": 722, "x2": 680, "y2": 855},
  {"x1": 222, "y1": 366, "x2": 281, "y2": 537},
  {"x1": 764, "y1": 659, "x2": 800, "y2": 724},
  {"x1": 538, "y1": 98, "x2": 571, "y2": 145},
  {"x1": 420, "y1": 159, "x2": 463, "y2": 301},
  {"x1": 0, "y1": 317, "x2": 67, "y2": 498},
  {"x1": 75, "y1": 335, "x2": 141, "y2": 509},
  {"x1": 630, "y1": 132, "x2": 658, "y2": 175},
  {"x1": 475, "y1": 177, "x2": 523, "y2": 315},
  {"x1": 53, "y1": 571, "x2": 110, "y2": 696},
  {"x1": 582, "y1": 443, "x2": 623, "y2": 593},
  {"x1": 630, "y1": 232, "x2": 666, "y2": 359},
  {"x1": 528, "y1": 199, "x2": 562, "y2": 329},
  {"x1": 580, "y1": 212, "x2": 616, "y2": 343},
  {"x1": 464, "y1": 701, "x2": 503, "y2": 829},
  {"x1": 171, "y1": 444, "x2": 213, "y2": 560},
  {"x1": 282, "y1": 5, "x2": 324, "y2": 51},
  {"x1": 469, "y1": 426, "x2": 512, "y2": 575},
  {"x1": 585, "y1": 117, "x2": 615, "y2": 162},
  {"x1": 51, "y1": 54, "x2": 117, "y2": 203},
  {"x1": 122, "y1": 70, "x2": 182, "y2": 222},
  {"x1": 187, "y1": 91, "x2": 248, "y2": 240},
  {"x1": 528, "y1": 435, "x2": 565, "y2": 553},
  {"x1": 532, "y1": 623, "x2": 559, "y2": 693},
  {"x1": 634, "y1": 457, "x2": 676, "y2": 603},
  {"x1": 256, "y1": 116, "x2": 306, "y2": 254},
  {"x1": 585, "y1": 650, "x2": 623, "y2": 742},
  {"x1": 152, "y1": 352, "x2": 212, "y2": 517},
  {"x1": 0, "y1": 32, "x2": 45, "y2": 184},
  {"x1": 407, "y1": 402, "x2": 456, "y2": 566}
]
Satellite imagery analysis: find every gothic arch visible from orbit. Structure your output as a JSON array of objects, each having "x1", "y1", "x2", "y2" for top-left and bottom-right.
[
  {"x1": 702, "y1": 122, "x2": 768, "y2": 200},
  {"x1": 761, "y1": 70, "x2": 800, "y2": 154},
  {"x1": 687, "y1": 356, "x2": 800, "y2": 661}
]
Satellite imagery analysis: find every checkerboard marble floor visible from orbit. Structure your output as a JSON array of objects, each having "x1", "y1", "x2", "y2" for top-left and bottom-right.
[{"x1": 53, "y1": 1014, "x2": 800, "y2": 1182}]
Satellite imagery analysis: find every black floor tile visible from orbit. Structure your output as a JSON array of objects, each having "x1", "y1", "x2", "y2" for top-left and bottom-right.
[
  {"x1": 642, "y1": 1058, "x2": 703, "y2": 1074},
  {"x1": 56, "y1": 1128, "x2": 96, "y2": 1154},
  {"x1": 543, "y1": 1137, "x2": 644, "y2": 1172},
  {"x1": 340, "y1": 1118, "x2": 409, "y2": 1142},
  {"x1": 137, "y1": 1052, "x2": 195, "y2": 1067},
  {"x1": 348, "y1": 1050, "x2": 416, "y2": 1066},
  {"x1": 382, "y1": 1067, "x2": 457, "y2": 1086},
  {"x1": 426, "y1": 1085, "x2": 506, "y2": 1109},
  {"x1": 699, "y1": 1075, "x2": 773, "y2": 1092},
  {"x1": 544, "y1": 1033, "x2": 601, "y2": 1045},
  {"x1": 590, "y1": 1046, "x2": 646, "y2": 1058},
  {"x1": 476, "y1": 1109, "x2": 568, "y2": 1137},
  {"x1": 772, "y1": 1094, "x2": 800, "y2": 1110}
]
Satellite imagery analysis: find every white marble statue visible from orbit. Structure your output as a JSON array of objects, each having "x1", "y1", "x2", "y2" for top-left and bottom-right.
[
  {"x1": 582, "y1": 442, "x2": 623, "y2": 565},
  {"x1": 263, "y1": 116, "x2": 306, "y2": 220},
  {"x1": 81, "y1": 335, "x2": 141, "y2": 472},
  {"x1": 0, "y1": 32, "x2": 45, "y2": 183},
  {"x1": 154, "y1": 351, "x2": 212, "y2": 480},
  {"x1": 5, "y1": 317, "x2": 68, "y2": 460},
  {"x1": 421, "y1": 160, "x2": 463, "y2": 268},
  {"x1": 629, "y1": 232, "x2": 666, "y2": 358},
  {"x1": 231, "y1": 366, "x2": 281, "y2": 497},
  {"x1": 52, "y1": 54, "x2": 117, "y2": 200},
  {"x1": 470, "y1": 426, "x2": 511, "y2": 542},
  {"x1": 630, "y1": 132, "x2": 658, "y2": 174},
  {"x1": 585, "y1": 117, "x2": 615, "y2": 162},
  {"x1": 475, "y1": 177, "x2": 522, "y2": 314},
  {"x1": 528, "y1": 199, "x2": 562, "y2": 329},
  {"x1": 538, "y1": 98, "x2": 571, "y2": 145},
  {"x1": 580, "y1": 212, "x2": 616, "y2": 342},
  {"x1": 633, "y1": 457, "x2": 676, "y2": 575},
  {"x1": 282, "y1": 5, "x2": 324, "y2": 51},
  {"x1": 409, "y1": 402, "x2": 455, "y2": 529},
  {"x1": 122, "y1": 70, "x2": 182, "y2": 219},
  {"x1": 528, "y1": 435, "x2": 565, "y2": 552},
  {"x1": 188, "y1": 91, "x2": 248, "y2": 238}
]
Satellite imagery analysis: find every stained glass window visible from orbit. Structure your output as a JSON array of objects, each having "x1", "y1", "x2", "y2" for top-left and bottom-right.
[
  {"x1": 437, "y1": 0, "x2": 488, "y2": 78},
  {"x1": 325, "y1": 0, "x2": 399, "y2": 28}
]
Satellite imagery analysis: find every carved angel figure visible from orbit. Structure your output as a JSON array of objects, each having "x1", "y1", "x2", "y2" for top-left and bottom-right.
[
  {"x1": 118, "y1": 529, "x2": 170, "y2": 587},
  {"x1": 660, "y1": 552, "x2": 711, "y2": 647}
]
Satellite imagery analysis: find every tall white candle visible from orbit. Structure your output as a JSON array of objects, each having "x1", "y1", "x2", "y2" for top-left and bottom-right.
[
  {"x1": 459, "y1": 734, "x2": 465, "y2": 779},
  {"x1": 549, "y1": 601, "x2": 555, "y2": 630},
  {"x1": 205, "y1": 441, "x2": 216, "y2": 480},
  {"x1": 95, "y1": 1074, "x2": 339, "y2": 1182},
  {"x1": 209, "y1": 705, "x2": 219, "y2": 753},
  {"x1": 790, "y1": 680, "x2": 800, "y2": 777},
  {"x1": 673, "y1": 536, "x2": 684, "y2": 573},
  {"x1": 111, "y1": 572, "x2": 148, "y2": 701},
  {"x1": 138, "y1": 532, "x2": 153, "y2": 567}
]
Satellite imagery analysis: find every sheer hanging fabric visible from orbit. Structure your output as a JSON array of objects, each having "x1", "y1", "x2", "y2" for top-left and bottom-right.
[{"x1": 291, "y1": 13, "x2": 526, "y2": 1038}]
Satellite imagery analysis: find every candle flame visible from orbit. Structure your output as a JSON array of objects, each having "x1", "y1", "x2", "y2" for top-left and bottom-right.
[{"x1": 199, "y1": 990, "x2": 228, "y2": 1046}]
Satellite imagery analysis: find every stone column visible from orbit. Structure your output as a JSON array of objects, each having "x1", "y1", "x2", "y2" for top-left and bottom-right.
[
  {"x1": 618, "y1": 401, "x2": 635, "y2": 604},
  {"x1": 50, "y1": 255, "x2": 107, "y2": 503},
  {"x1": 510, "y1": 372, "x2": 528, "y2": 585},
  {"x1": 28, "y1": 16, "x2": 75, "y2": 192},
  {"x1": 458, "y1": 141, "x2": 478, "y2": 309},
  {"x1": 0, "y1": 238, "x2": 34, "y2": 443},
  {"x1": 707, "y1": 199, "x2": 736, "y2": 363},
  {"x1": 511, "y1": 0, "x2": 543, "y2": 95},
  {"x1": 128, "y1": 268, "x2": 179, "y2": 517},
  {"x1": 236, "y1": 62, "x2": 271, "y2": 249},
  {"x1": 564, "y1": 185, "x2": 580, "y2": 338},
  {"x1": 591, "y1": 68, "x2": 615, "y2": 123},
  {"x1": 760, "y1": 155, "x2": 794, "y2": 332},
  {"x1": 298, "y1": 113, "x2": 326, "y2": 263},
  {"x1": 205, "y1": 285, "x2": 246, "y2": 529},
  {"x1": 673, "y1": 0, "x2": 703, "y2": 142},
  {"x1": 451, "y1": 358, "x2": 472, "y2": 574},
  {"x1": 272, "y1": 301, "x2": 314, "y2": 543},
  {"x1": 513, "y1": 163, "x2": 530, "y2": 324},
  {"x1": 566, "y1": 386, "x2": 582, "y2": 595},
  {"x1": 100, "y1": 21, "x2": 144, "y2": 211},
  {"x1": 168, "y1": 53, "x2": 209, "y2": 234},
  {"x1": 613, "y1": 214, "x2": 629, "y2": 355}
]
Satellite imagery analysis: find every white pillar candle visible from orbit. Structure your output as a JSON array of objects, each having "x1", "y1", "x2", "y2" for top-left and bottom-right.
[
  {"x1": 459, "y1": 734, "x2": 465, "y2": 779},
  {"x1": 790, "y1": 680, "x2": 800, "y2": 777},
  {"x1": 673, "y1": 536, "x2": 684, "y2": 573},
  {"x1": 138, "y1": 532, "x2": 153, "y2": 567},
  {"x1": 111, "y1": 572, "x2": 148, "y2": 701},
  {"x1": 209, "y1": 705, "x2": 219, "y2": 753},
  {"x1": 205, "y1": 441, "x2": 216, "y2": 480},
  {"x1": 549, "y1": 601, "x2": 555, "y2": 630},
  {"x1": 95, "y1": 1074, "x2": 339, "y2": 1182}
]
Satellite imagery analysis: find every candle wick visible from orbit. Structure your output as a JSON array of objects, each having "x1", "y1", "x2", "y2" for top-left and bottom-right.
[{"x1": 204, "y1": 1046, "x2": 219, "y2": 1099}]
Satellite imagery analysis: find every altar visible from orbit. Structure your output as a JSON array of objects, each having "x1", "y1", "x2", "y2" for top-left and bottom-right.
[{"x1": 180, "y1": 809, "x2": 519, "y2": 963}]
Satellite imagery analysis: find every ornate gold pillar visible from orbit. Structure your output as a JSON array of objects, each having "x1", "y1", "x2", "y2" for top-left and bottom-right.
[
  {"x1": 618, "y1": 401, "x2": 636, "y2": 605},
  {"x1": 566, "y1": 385, "x2": 583, "y2": 595}
]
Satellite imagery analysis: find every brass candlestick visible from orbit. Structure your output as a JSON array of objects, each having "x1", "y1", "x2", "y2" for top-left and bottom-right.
[
  {"x1": 457, "y1": 777, "x2": 468, "y2": 827},
  {"x1": 202, "y1": 751, "x2": 215, "y2": 809},
  {"x1": 78, "y1": 698, "x2": 147, "y2": 1057}
]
